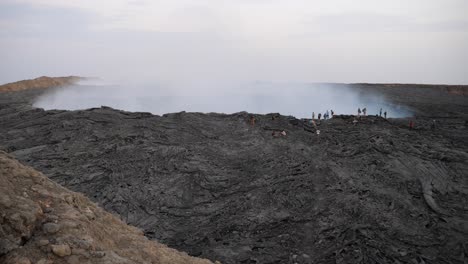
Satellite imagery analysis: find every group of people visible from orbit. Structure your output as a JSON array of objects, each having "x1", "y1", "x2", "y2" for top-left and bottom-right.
[
  {"x1": 312, "y1": 110, "x2": 334, "y2": 121},
  {"x1": 379, "y1": 108, "x2": 388, "y2": 119},
  {"x1": 313, "y1": 107, "x2": 390, "y2": 120},
  {"x1": 357, "y1": 107, "x2": 367, "y2": 116},
  {"x1": 357, "y1": 107, "x2": 388, "y2": 119}
]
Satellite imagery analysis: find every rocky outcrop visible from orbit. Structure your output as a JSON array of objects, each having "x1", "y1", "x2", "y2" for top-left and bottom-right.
[
  {"x1": 0, "y1": 76, "x2": 83, "y2": 92},
  {"x1": 0, "y1": 151, "x2": 214, "y2": 264}
]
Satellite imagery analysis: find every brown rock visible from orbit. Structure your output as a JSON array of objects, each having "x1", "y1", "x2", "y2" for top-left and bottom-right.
[
  {"x1": 0, "y1": 195, "x2": 12, "y2": 208},
  {"x1": 7, "y1": 213, "x2": 24, "y2": 232},
  {"x1": 14, "y1": 257, "x2": 31, "y2": 264},
  {"x1": 0, "y1": 238, "x2": 18, "y2": 255},
  {"x1": 71, "y1": 248, "x2": 89, "y2": 256},
  {"x1": 0, "y1": 76, "x2": 82, "y2": 92},
  {"x1": 90, "y1": 251, "x2": 105, "y2": 258},
  {"x1": 67, "y1": 255, "x2": 81, "y2": 264},
  {"x1": 43, "y1": 223, "x2": 60, "y2": 234},
  {"x1": 35, "y1": 259, "x2": 49, "y2": 264}
]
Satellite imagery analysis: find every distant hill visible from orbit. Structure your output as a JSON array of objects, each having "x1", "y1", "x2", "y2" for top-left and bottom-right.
[
  {"x1": 0, "y1": 151, "x2": 214, "y2": 264},
  {"x1": 0, "y1": 76, "x2": 83, "y2": 92}
]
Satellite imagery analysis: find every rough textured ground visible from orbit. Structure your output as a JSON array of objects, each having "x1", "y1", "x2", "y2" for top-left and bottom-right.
[
  {"x1": 1, "y1": 79, "x2": 468, "y2": 263},
  {"x1": 0, "y1": 151, "x2": 214, "y2": 264}
]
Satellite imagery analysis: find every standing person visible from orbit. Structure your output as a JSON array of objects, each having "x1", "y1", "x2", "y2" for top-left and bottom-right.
[
  {"x1": 379, "y1": 108, "x2": 382, "y2": 117},
  {"x1": 312, "y1": 112, "x2": 315, "y2": 120},
  {"x1": 363, "y1": 108, "x2": 367, "y2": 116},
  {"x1": 250, "y1": 115, "x2": 256, "y2": 126},
  {"x1": 326, "y1": 110, "x2": 329, "y2": 119},
  {"x1": 358, "y1": 108, "x2": 362, "y2": 116},
  {"x1": 318, "y1": 113, "x2": 322, "y2": 120},
  {"x1": 331, "y1": 110, "x2": 334, "y2": 117},
  {"x1": 384, "y1": 111, "x2": 387, "y2": 119}
]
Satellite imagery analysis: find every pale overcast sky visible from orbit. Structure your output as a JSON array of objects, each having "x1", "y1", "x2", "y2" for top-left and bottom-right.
[{"x1": 1, "y1": 0, "x2": 467, "y2": 84}]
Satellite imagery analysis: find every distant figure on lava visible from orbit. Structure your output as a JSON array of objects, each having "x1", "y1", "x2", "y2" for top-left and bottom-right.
[
  {"x1": 250, "y1": 115, "x2": 256, "y2": 126},
  {"x1": 431, "y1": 120, "x2": 437, "y2": 130},
  {"x1": 379, "y1": 108, "x2": 382, "y2": 117},
  {"x1": 318, "y1": 113, "x2": 322, "y2": 120},
  {"x1": 358, "y1": 108, "x2": 362, "y2": 116},
  {"x1": 384, "y1": 111, "x2": 387, "y2": 119}
]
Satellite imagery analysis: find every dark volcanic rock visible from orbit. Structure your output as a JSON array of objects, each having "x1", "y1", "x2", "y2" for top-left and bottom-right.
[{"x1": 1, "y1": 84, "x2": 468, "y2": 263}]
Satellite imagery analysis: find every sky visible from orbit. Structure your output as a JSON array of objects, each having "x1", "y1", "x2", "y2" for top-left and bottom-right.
[{"x1": 1, "y1": 0, "x2": 468, "y2": 85}]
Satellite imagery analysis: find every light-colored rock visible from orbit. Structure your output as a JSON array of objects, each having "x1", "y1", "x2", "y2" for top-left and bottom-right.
[
  {"x1": 36, "y1": 239, "x2": 49, "y2": 246},
  {"x1": 64, "y1": 195, "x2": 74, "y2": 205},
  {"x1": 51, "y1": 244, "x2": 72, "y2": 257}
]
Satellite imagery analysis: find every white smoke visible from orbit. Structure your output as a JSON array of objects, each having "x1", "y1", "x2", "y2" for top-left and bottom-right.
[{"x1": 33, "y1": 80, "x2": 412, "y2": 118}]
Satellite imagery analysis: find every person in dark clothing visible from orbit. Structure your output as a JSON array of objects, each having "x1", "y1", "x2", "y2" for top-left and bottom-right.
[
  {"x1": 384, "y1": 111, "x2": 387, "y2": 119},
  {"x1": 318, "y1": 113, "x2": 322, "y2": 120},
  {"x1": 379, "y1": 108, "x2": 382, "y2": 117},
  {"x1": 358, "y1": 108, "x2": 361, "y2": 116}
]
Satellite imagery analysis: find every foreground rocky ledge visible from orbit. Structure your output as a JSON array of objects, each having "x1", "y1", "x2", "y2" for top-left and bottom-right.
[{"x1": 0, "y1": 151, "x2": 214, "y2": 264}]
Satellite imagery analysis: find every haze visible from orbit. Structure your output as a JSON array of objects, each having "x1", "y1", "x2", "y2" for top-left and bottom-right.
[{"x1": 1, "y1": 0, "x2": 467, "y2": 116}]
